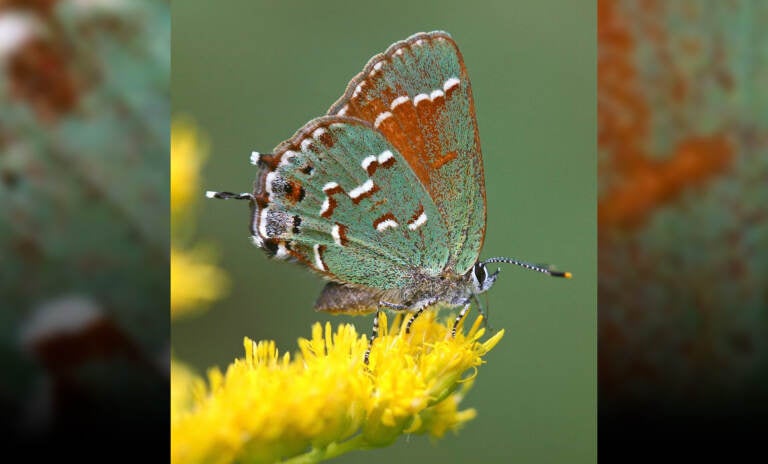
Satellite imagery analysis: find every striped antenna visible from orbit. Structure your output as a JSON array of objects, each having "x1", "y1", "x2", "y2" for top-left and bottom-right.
[
  {"x1": 205, "y1": 191, "x2": 253, "y2": 200},
  {"x1": 482, "y1": 257, "x2": 572, "y2": 279}
]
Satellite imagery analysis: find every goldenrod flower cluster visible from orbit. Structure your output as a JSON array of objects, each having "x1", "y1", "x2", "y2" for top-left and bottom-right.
[
  {"x1": 169, "y1": 116, "x2": 503, "y2": 463},
  {"x1": 171, "y1": 310, "x2": 504, "y2": 464}
]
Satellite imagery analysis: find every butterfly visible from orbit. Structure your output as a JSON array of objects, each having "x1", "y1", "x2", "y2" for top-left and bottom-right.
[{"x1": 208, "y1": 31, "x2": 570, "y2": 363}]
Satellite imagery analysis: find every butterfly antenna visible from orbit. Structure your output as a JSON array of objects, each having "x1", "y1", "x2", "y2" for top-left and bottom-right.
[
  {"x1": 204, "y1": 150, "x2": 269, "y2": 201},
  {"x1": 482, "y1": 257, "x2": 572, "y2": 279},
  {"x1": 205, "y1": 191, "x2": 253, "y2": 201}
]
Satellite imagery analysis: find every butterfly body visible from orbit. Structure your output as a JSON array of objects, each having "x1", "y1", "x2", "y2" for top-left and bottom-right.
[
  {"x1": 314, "y1": 261, "x2": 497, "y2": 315},
  {"x1": 209, "y1": 31, "x2": 569, "y2": 357},
  {"x1": 246, "y1": 32, "x2": 489, "y2": 312}
]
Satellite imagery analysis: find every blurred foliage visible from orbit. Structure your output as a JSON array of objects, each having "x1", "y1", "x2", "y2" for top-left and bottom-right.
[
  {"x1": 0, "y1": 0, "x2": 168, "y2": 434},
  {"x1": 598, "y1": 0, "x2": 768, "y2": 406}
]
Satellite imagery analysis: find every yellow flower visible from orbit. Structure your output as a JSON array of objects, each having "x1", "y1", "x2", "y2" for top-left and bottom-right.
[
  {"x1": 171, "y1": 359, "x2": 205, "y2": 420},
  {"x1": 171, "y1": 245, "x2": 228, "y2": 318},
  {"x1": 171, "y1": 310, "x2": 504, "y2": 464},
  {"x1": 169, "y1": 115, "x2": 227, "y2": 319},
  {"x1": 171, "y1": 117, "x2": 209, "y2": 226}
]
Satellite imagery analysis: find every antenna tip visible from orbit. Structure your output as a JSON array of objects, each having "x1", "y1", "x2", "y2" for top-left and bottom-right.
[{"x1": 551, "y1": 270, "x2": 572, "y2": 279}]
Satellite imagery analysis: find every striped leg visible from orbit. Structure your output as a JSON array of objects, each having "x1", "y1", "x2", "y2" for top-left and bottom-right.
[
  {"x1": 405, "y1": 307, "x2": 426, "y2": 334},
  {"x1": 451, "y1": 303, "x2": 471, "y2": 337},
  {"x1": 405, "y1": 297, "x2": 437, "y2": 334},
  {"x1": 364, "y1": 309, "x2": 381, "y2": 365},
  {"x1": 379, "y1": 301, "x2": 407, "y2": 311}
]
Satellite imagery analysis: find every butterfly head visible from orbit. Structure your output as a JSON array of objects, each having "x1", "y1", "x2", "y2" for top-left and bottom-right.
[
  {"x1": 470, "y1": 261, "x2": 499, "y2": 295},
  {"x1": 469, "y1": 257, "x2": 572, "y2": 297}
]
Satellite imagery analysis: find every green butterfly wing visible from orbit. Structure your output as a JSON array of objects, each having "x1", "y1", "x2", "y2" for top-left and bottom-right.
[
  {"x1": 327, "y1": 31, "x2": 486, "y2": 275},
  {"x1": 251, "y1": 116, "x2": 449, "y2": 289}
]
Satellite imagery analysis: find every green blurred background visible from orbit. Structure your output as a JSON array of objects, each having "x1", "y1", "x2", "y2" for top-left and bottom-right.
[
  {"x1": 1, "y1": 0, "x2": 168, "y2": 453},
  {"x1": 172, "y1": 1, "x2": 595, "y2": 462}
]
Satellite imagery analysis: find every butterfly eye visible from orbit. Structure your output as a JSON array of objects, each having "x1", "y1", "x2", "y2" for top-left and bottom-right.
[{"x1": 472, "y1": 263, "x2": 488, "y2": 289}]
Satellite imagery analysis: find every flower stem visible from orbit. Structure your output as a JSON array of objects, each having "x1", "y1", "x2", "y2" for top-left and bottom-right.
[{"x1": 283, "y1": 435, "x2": 371, "y2": 464}]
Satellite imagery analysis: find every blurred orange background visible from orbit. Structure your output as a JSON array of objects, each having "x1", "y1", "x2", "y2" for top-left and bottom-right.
[{"x1": 598, "y1": 0, "x2": 768, "y2": 451}]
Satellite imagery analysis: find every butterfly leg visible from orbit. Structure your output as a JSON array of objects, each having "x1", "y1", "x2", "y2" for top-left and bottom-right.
[
  {"x1": 379, "y1": 301, "x2": 407, "y2": 311},
  {"x1": 472, "y1": 294, "x2": 493, "y2": 333},
  {"x1": 379, "y1": 300, "x2": 411, "y2": 332},
  {"x1": 405, "y1": 297, "x2": 437, "y2": 334},
  {"x1": 405, "y1": 307, "x2": 425, "y2": 334},
  {"x1": 365, "y1": 301, "x2": 415, "y2": 363},
  {"x1": 451, "y1": 303, "x2": 472, "y2": 338},
  {"x1": 364, "y1": 309, "x2": 382, "y2": 365}
]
